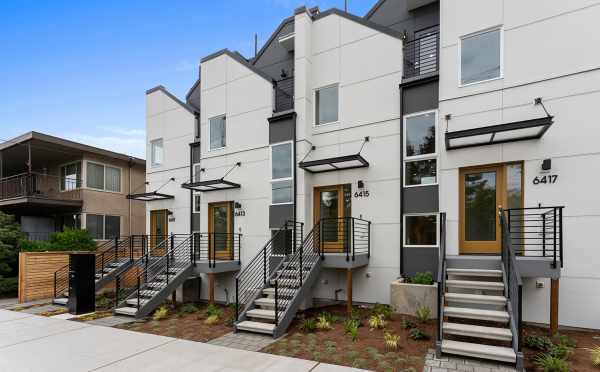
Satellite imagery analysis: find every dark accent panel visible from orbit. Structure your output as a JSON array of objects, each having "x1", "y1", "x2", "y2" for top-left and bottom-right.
[
  {"x1": 366, "y1": 0, "x2": 439, "y2": 38},
  {"x1": 253, "y1": 19, "x2": 295, "y2": 81},
  {"x1": 403, "y1": 247, "x2": 438, "y2": 278},
  {"x1": 191, "y1": 143, "x2": 200, "y2": 164},
  {"x1": 402, "y1": 80, "x2": 439, "y2": 115},
  {"x1": 269, "y1": 204, "x2": 293, "y2": 229},
  {"x1": 403, "y1": 185, "x2": 439, "y2": 213},
  {"x1": 269, "y1": 114, "x2": 295, "y2": 144},
  {"x1": 192, "y1": 213, "x2": 200, "y2": 231},
  {"x1": 185, "y1": 79, "x2": 201, "y2": 111}
]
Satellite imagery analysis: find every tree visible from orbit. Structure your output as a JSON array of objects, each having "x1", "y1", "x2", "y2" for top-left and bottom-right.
[{"x1": 0, "y1": 212, "x2": 24, "y2": 278}]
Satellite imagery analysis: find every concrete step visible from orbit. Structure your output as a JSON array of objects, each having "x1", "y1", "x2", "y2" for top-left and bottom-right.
[
  {"x1": 441, "y1": 340, "x2": 516, "y2": 363},
  {"x1": 446, "y1": 280, "x2": 504, "y2": 291},
  {"x1": 444, "y1": 306, "x2": 510, "y2": 323},
  {"x1": 443, "y1": 322, "x2": 512, "y2": 341},
  {"x1": 52, "y1": 297, "x2": 68, "y2": 306},
  {"x1": 139, "y1": 290, "x2": 160, "y2": 298},
  {"x1": 445, "y1": 293, "x2": 507, "y2": 306},
  {"x1": 114, "y1": 307, "x2": 138, "y2": 316},
  {"x1": 255, "y1": 297, "x2": 286, "y2": 309},
  {"x1": 262, "y1": 288, "x2": 295, "y2": 297},
  {"x1": 446, "y1": 268, "x2": 503, "y2": 278},
  {"x1": 246, "y1": 308, "x2": 276, "y2": 320},
  {"x1": 235, "y1": 320, "x2": 275, "y2": 335},
  {"x1": 145, "y1": 282, "x2": 163, "y2": 289},
  {"x1": 126, "y1": 298, "x2": 150, "y2": 307},
  {"x1": 275, "y1": 269, "x2": 307, "y2": 278}
]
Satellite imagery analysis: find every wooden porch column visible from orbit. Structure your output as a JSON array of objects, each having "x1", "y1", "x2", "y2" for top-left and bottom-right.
[
  {"x1": 550, "y1": 278, "x2": 559, "y2": 334},
  {"x1": 346, "y1": 268, "x2": 353, "y2": 316},
  {"x1": 171, "y1": 291, "x2": 177, "y2": 307},
  {"x1": 208, "y1": 273, "x2": 215, "y2": 304}
]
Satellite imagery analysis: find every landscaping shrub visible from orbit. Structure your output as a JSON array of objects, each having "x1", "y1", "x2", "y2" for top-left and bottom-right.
[
  {"x1": 178, "y1": 303, "x2": 199, "y2": 314},
  {"x1": 0, "y1": 212, "x2": 24, "y2": 278},
  {"x1": 534, "y1": 353, "x2": 570, "y2": 372},
  {"x1": 547, "y1": 344, "x2": 573, "y2": 360},
  {"x1": 0, "y1": 276, "x2": 18, "y2": 296},
  {"x1": 585, "y1": 345, "x2": 600, "y2": 366},
  {"x1": 152, "y1": 305, "x2": 169, "y2": 321},
  {"x1": 19, "y1": 229, "x2": 96, "y2": 252},
  {"x1": 553, "y1": 333, "x2": 577, "y2": 349},
  {"x1": 406, "y1": 271, "x2": 434, "y2": 285},
  {"x1": 371, "y1": 303, "x2": 393, "y2": 320},
  {"x1": 204, "y1": 314, "x2": 219, "y2": 325},
  {"x1": 344, "y1": 319, "x2": 360, "y2": 341},
  {"x1": 402, "y1": 318, "x2": 416, "y2": 329},
  {"x1": 384, "y1": 332, "x2": 401, "y2": 350},
  {"x1": 409, "y1": 328, "x2": 428, "y2": 340},
  {"x1": 316, "y1": 313, "x2": 332, "y2": 330},
  {"x1": 368, "y1": 314, "x2": 386, "y2": 330},
  {"x1": 524, "y1": 334, "x2": 554, "y2": 351},
  {"x1": 300, "y1": 318, "x2": 317, "y2": 333},
  {"x1": 416, "y1": 305, "x2": 431, "y2": 323},
  {"x1": 206, "y1": 303, "x2": 223, "y2": 318}
]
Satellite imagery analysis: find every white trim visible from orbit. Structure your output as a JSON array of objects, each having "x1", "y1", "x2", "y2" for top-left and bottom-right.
[
  {"x1": 313, "y1": 83, "x2": 340, "y2": 127},
  {"x1": 270, "y1": 141, "x2": 294, "y2": 205},
  {"x1": 208, "y1": 114, "x2": 227, "y2": 151},
  {"x1": 402, "y1": 110, "x2": 439, "y2": 187},
  {"x1": 150, "y1": 138, "x2": 164, "y2": 167},
  {"x1": 458, "y1": 26, "x2": 504, "y2": 87},
  {"x1": 403, "y1": 213, "x2": 439, "y2": 248}
]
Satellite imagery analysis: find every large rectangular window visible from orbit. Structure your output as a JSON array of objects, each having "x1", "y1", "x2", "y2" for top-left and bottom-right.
[
  {"x1": 151, "y1": 139, "x2": 164, "y2": 166},
  {"x1": 86, "y1": 162, "x2": 105, "y2": 190},
  {"x1": 105, "y1": 215, "x2": 121, "y2": 239},
  {"x1": 60, "y1": 162, "x2": 81, "y2": 191},
  {"x1": 405, "y1": 214, "x2": 438, "y2": 247},
  {"x1": 271, "y1": 142, "x2": 293, "y2": 204},
  {"x1": 87, "y1": 214, "x2": 120, "y2": 240},
  {"x1": 403, "y1": 111, "x2": 437, "y2": 186},
  {"x1": 315, "y1": 85, "x2": 338, "y2": 125},
  {"x1": 209, "y1": 115, "x2": 226, "y2": 150},
  {"x1": 460, "y1": 28, "x2": 502, "y2": 85},
  {"x1": 105, "y1": 166, "x2": 121, "y2": 192}
]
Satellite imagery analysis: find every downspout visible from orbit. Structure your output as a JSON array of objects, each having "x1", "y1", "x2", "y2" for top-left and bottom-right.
[
  {"x1": 398, "y1": 84, "x2": 404, "y2": 278},
  {"x1": 128, "y1": 158, "x2": 133, "y2": 235},
  {"x1": 189, "y1": 144, "x2": 194, "y2": 235},
  {"x1": 293, "y1": 113, "x2": 297, "y2": 226}
]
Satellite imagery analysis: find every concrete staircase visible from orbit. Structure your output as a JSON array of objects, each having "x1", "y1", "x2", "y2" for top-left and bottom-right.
[{"x1": 439, "y1": 256, "x2": 517, "y2": 365}]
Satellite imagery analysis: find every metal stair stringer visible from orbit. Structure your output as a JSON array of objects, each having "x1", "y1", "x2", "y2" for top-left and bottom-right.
[{"x1": 134, "y1": 264, "x2": 194, "y2": 318}]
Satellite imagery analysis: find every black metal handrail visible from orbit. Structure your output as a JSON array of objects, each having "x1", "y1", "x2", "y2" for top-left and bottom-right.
[
  {"x1": 500, "y1": 208, "x2": 524, "y2": 365},
  {"x1": 192, "y1": 232, "x2": 242, "y2": 268},
  {"x1": 235, "y1": 221, "x2": 303, "y2": 321},
  {"x1": 95, "y1": 237, "x2": 131, "y2": 280},
  {"x1": 436, "y1": 212, "x2": 447, "y2": 345},
  {"x1": 318, "y1": 217, "x2": 371, "y2": 261},
  {"x1": 505, "y1": 206, "x2": 564, "y2": 268},
  {"x1": 0, "y1": 173, "x2": 81, "y2": 201},
  {"x1": 403, "y1": 31, "x2": 439, "y2": 79},
  {"x1": 273, "y1": 76, "x2": 294, "y2": 112}
]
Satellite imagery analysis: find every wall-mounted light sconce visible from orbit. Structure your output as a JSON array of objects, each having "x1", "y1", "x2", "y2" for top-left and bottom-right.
[
  {"x1": 542, "y1": 159, "x2": 552, "y2": 171},
  {"x1": 357, "y1": 180, "x2": 364, "y2": 189},
  {"x1": 234, "y1": 202, "x2": 242, "y2": 209}
]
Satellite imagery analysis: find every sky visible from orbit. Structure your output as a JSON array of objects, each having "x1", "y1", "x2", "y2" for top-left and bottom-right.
[{"x1": 0, "y1": 0, "x2": 375, "y2": 159}]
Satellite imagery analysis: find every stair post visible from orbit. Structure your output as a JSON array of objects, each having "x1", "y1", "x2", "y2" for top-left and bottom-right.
[
  {"x1": 115, "y1": 276, "x2": 120, "y2": 306},
  {"x1": 235, "y1": 278, "x2": 239, "y2": 321},
  {"x1": 274, "y1": 281, "x2": 279, "y2": 325},
  {"x1": 346, "y1": 268, "x2": 353, "y2": 316}
]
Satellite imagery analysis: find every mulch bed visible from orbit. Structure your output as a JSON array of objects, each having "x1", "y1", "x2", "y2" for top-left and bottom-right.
[
  {"x1": 523, "y1": 324, "x2": 600, "y2": 372},
  {"x1": 115, "y1": 302, "x2": 235, "y2": 343},
  {"x1": 260, "y1": 305, "x2": 435, "y2": 371}
]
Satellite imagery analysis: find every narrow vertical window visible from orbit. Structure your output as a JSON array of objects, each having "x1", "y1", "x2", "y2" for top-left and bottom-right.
[
  {"x1": 209, "y1": 115, "x2": 226, "y2": 150},
  {"x1": 86, "y1": 162, "x2": 105, "y2": 190},
  {"x1": 403, "y1": 111, "x2": 437, "y2": 186},
  {"x1": 271, "y1": 142, "x2": 293, "y2": 204},
  {"x1": 315, "y1": 85, "x2": 338, "y2": 125},
  {"x1": 151, "y1": 139, "x2": 164, "y2": 166}
]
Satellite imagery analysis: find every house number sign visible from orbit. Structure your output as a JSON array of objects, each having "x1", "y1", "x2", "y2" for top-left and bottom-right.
[
  {"x1": 354, "y1": 190, "x2": 370, "y2": 198},
  {"x1": 532, "y1": 174, "x2": 558, "y2": 185},
  {"x1": 234, "y1": 209, "x2": 246, "y2": 217}
]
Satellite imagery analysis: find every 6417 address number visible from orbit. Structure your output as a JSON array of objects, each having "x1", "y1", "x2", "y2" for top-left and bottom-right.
[{"x1": 533, "y1": 175, "x2": 558, "y2": 185}]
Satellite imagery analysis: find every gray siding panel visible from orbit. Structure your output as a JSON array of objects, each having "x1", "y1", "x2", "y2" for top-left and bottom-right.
[
  {"x1": 269, "y1": 116, "x2": 295, "y2": 143},
  {"x1": 253, "y1": 20, "x2": 295, "y2": 81},
  {"x1": 403, "y1": 247, "x2": 438, "y2": 278},
  {"x1": 402, "y1": 80, "x2": 439, "y2": 115},
  {"x1": 403, "y1": 185, "x2": 439, "y2": 213},
  {"x1": 192, "y1": 213, "x2": 200, "y2": 231},
  {"x1": 366, "y1": 0, "x2": 439, "y2": 38},
  {"x1": 269, "y1": 204, "x2": 293, "y2": 229}
]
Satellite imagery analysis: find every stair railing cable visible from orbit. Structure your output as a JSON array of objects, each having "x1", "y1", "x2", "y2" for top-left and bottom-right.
[
  {"x1": 436, "y1": 212, "x2": 447, "y2": 349},
  {"x1": 499, "y1": 208, "x2": 524, "y2": 369},
  {"x1": 96, "y1": 236, "x2": 132, "y2": 280},
  {"x1": 192, "y1": 232, "x2": 243, "y2": 268},
  {"x1": 318, "y1": 217, "x2": 370, "y2": 261},
  {"x1": 234, "y1": 221, "x2": 303, "y2": 321}
]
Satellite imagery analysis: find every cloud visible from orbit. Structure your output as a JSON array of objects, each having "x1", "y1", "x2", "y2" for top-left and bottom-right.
[{"x1": 66, "y1": 127, "x2": 146, "y2": 159}]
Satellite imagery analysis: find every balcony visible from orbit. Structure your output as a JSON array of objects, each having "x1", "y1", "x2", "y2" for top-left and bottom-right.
[
  {"x1": 402, "y1": 30, "x2": 439, "y2": 81},
  {"x1": 0, "y1": 173, "x2": 82, "y2": 211},
  {"x1": 273, "y1": 76, "x2": 294, "y2": 113}
]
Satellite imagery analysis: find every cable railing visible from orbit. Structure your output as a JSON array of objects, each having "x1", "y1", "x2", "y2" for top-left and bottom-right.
[
  {"x1": 192, "y1": 232, "x2": 242, "y2": 268},
  {"x1": 318, "y1": 217, "x2": 371, "y2": 261},
  {"x1": 403, "y1": 30, "x2": 439, "y2": 80},
  {"x1": 505, "y1": 206, "x2": 564, "y2": 268},
  {"x1": 235, "y1": 221, "x2": 303, "y2": 321},
  {"x1": 436, "y1": 212, "x2": 447, "y2": 346},
  {"x1": 95, "y1": 237, "x2": 132, "y2": 280},
  {"x1": 500, "y1": 208, "x2": 524, "y2": 366},
  {"x1": 273, "y1": 76, "x2": 294, "y2": 113}
]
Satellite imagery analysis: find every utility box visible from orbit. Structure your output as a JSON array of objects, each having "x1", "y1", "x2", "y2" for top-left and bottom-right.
[{"x1": 68, "y1": 253, "x2": 96, "y2": 315}]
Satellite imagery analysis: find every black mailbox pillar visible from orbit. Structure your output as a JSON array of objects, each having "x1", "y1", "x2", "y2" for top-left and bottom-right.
[{"x1": 68, "y1": 253, "x2": 96, "y2": 314}]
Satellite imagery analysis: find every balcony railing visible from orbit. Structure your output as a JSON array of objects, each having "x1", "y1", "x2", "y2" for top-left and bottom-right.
[
  {"x1": 403, "y1": 31, "x2": 439, "y2": 80},
  {"x1": 273, "y1": 76, "x2": 294, "y2": 113},
  {"x1": 0, "y1": 173, "x2": 82, "y2": 202}
]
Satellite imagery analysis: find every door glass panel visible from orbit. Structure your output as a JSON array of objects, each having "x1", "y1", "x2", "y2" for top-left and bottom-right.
[
  {"x1": 212, "y1": 206, "x2": 229, "y2": 252},
  {"x1": 320, "y1": 190, "x2": 339, "y2": 242},
  {"x1": 506, "y1": 164, "x2": 522, "y2": 209},
  {"x1": 465, "y1": 171, "x2": 497, "y2": 241}
]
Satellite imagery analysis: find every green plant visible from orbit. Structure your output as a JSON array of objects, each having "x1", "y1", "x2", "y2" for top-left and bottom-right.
[
  {"x1": 0, "y1": 212, "x2": 24, "y2": 278},
  {"x1": 95, "y1": 295, "x2": 113, "y2": 309},
  {"x1": 384, "y1": 332, "x2": 401, "y2": 350},
  {"x1": 415, "y1": 305, "x2": 431, "y2": 323},
  {"x1": 204, "y1": 314, "x2": 219, "y2": 325},
  {"x1": 178, "y1": 303, "x2": 199, "y2": 314},
  {"x1": 553, "y1": 333, "x2": 577, "y2": 348},
  {"x1": 316, "y1": 314, "x2": 332, "y2": 330},
  {"x1": 371, "y1": 303, "x2": 393, "y2": 320},
  {"x1": 300, "y1": 318, "x2": 317, "y2": 333},
  {"x1": 152, "y1": 305, "x2": 169, "y2": 321},
  {"x1": 524, "y1": 334, "x2": 554, "y2": 351},
  {"x1": 409, "y1": 328, "x2": 428, "y2": 340},
  {"x1": 585, "y1": 345, "x2": 600, "y2": 366},
  {"x1": 0, "y1": 276, "x2": 18, "y2": 295},
  {"x1": 406, "y1": 271, "x2": 434, "y2": 285},
  {"x1": 344, "y1": 319, "x2": 360, "y2": 341},
  {"x1": 351, "y1": 358, "x2": 368, "y2": 369},
  {"x1": 534, "y1": 353, "x2": 570, "y2": 372},
  {"x1": 206, "y1": 303, "x2": 223, "y2": 318},
  {"x1": 547, "y1": 344, "x2": 573, "y2": 360},
  {"x1": 19, "y1": 229, "x2": 96, "y2": 253},
  {"x1": 324, "y1": 341, "x2": 337, "y2": 354},
  {"x1": 402, "y1": 318, "x2": 416, "y2": 329},
  {"x1": 368, "y1": 314, "x2": 386, "y2": 329}
]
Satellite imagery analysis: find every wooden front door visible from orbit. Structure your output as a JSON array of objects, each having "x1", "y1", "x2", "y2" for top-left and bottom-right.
[
  {"x1": 314, "y1": 185, "x2": 351, "y2": 253},
  {"x1": 150, "y1": 209, "x2": 168, "y2": 254},
  {"x1": 208, "y1": 202, "x2": 233, "y2": 260}
]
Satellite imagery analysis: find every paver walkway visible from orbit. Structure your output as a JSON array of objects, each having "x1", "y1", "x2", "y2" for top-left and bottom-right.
[
  {"x1": 423, "y1": 349, "x2": 517, "y2": 372},
  {"x1": 0, "y1": 309, "x2": 367, "y2": 372},
  {"x1": 209, "y1": 331, "x2": 277, "y2": 351}
]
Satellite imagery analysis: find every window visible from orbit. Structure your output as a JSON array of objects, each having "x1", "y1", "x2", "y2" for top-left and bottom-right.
[
  {"x1": 209, "y1": 115, "x2": 226, "y2": 150},
  {"x1": 315, "y1": 85, "x2": 338, "y2": 125},
  {"x1": 86, "y1": 162, "x2": 105, "y2": 190},
  {"x1": 193, "y1": 194, "x2": 201, "y2": 213},
  {"x1": 405, "y1": 214, "x2": 438, "y2": 247},
  {"x1": 460, "y1": 28, "x2": 501, "y2": 85},
  {"x1": 151, "y1": 139, "x2": 164, "y2": 166},
  {"x1": 105, "y1": 166, "x2": 121, "y2": 192},
  {"x1": 86, "y1": 214, "x2": 120, "y2": 240},
  {"x1": 403, "y1": 111, "x2": 437, "y2": 186},
  {"x1": 60, "y1": 162, "x2": 81, "y2": 191},
  {"x1": 271, "y1": 142, "x2": 293, "y2": 204}
]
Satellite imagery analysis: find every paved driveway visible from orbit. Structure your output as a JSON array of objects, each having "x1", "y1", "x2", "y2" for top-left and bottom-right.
[{"x1": 0, "y1": 310, "x2": 367, "y2": 372}]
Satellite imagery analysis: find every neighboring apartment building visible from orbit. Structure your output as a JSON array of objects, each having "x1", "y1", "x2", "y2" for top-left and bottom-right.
[
  {"x1": 0, "y1": 132, "x2": 146, "y2": 240},
  {"x1": 141, "y1": 0, "x2": 599, "y2": 368}
]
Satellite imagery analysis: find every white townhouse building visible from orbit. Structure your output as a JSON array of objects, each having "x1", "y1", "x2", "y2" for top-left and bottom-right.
[{"x1": 119, "y1": 0, "x2": 600, "y2": 369}]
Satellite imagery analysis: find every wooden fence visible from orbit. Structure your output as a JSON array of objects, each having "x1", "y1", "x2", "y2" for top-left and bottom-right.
[{"x1": 18, "y1": 252, "x2": 70, "y2": 303}]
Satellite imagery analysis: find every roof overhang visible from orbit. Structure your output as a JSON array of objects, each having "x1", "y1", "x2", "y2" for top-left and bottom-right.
[
  {"x1": 299, "y1": 154, "x2": 369, "y2": 174},
  {"x1": 445, "y1": 116, "x2": 553, "y2": 151},
  {"x1": 181, "y1": 179, "x2": 241, "y2": 192},
  {"x1": 126, "y1": 191, "x2": 174, "y2": 201}
]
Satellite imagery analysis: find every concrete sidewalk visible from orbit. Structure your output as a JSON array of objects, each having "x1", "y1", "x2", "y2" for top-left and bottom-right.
[{"x1": 0, "y1": 309, "x2": 368, "y2": 372}]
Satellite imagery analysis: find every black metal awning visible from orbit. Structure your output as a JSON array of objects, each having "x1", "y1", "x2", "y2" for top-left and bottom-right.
[
  {"x1": 126, "y1": 191, "x2": 174, "y2": 201},
  {"x1": 445, "y1": 116, "x2": 553, "y2": 150},
  {"x1": 181, "y1": 179, "x2": 241, "y2": 192},
  {"x1": 299, "y1": 153, "x2": 369, "y2": 174}
]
